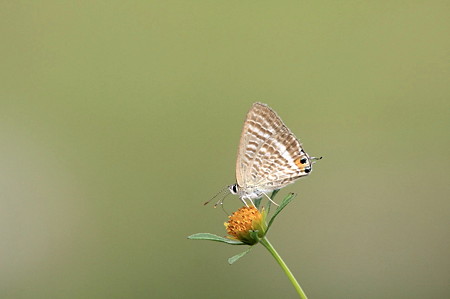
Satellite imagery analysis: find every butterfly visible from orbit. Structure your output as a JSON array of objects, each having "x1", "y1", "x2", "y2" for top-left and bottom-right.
[{"x1": 226, "y1": 102, "x2": 321, "y2": 206}]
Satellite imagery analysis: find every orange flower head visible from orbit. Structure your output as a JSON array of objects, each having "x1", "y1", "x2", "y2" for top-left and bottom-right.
[{"x1": 224, "y1": 206, "x2": 267, "y2": 245}]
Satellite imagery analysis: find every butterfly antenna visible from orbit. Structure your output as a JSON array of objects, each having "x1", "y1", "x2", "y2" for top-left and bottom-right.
[
  {"x1": 214, "y1": 191, "x2": 231, "y2": 208},
  {"x1": 204, "y1": 186, "x2": 230, "y2": 205}
]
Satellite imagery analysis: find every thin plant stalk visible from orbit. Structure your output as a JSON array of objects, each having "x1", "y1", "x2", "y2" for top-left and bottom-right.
[{"x1": 259, "y1": 237, "x2": 308, "y2": 299}]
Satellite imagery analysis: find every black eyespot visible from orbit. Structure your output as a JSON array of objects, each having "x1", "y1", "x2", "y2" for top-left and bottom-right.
[
  {"x1": 300, "y1": 158, "x2": 307, "y2": 164},
  {"x1": 304, "y1": 167, "x2": 311, "y2": 173}
]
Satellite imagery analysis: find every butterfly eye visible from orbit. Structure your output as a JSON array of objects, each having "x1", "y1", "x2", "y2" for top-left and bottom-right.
[
  {"x1": 300, "y1": 158, "x2": 307, "y2": 164},
  {"x1": 231, "y1": 184, "x2": 238, "y2": 194},
  {"x1": 304, "y1": 167, "x2": 311, "y2": 173}
]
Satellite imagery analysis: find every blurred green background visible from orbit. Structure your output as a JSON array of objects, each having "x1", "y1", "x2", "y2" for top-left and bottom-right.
[{"x1": 1, "y1": 1, "x2": 449, "y2": 298}]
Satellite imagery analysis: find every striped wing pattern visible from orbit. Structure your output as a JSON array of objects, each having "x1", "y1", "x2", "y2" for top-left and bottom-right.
[{"x1": 235, "y1": 103, "x2": 312, "y2": 198}]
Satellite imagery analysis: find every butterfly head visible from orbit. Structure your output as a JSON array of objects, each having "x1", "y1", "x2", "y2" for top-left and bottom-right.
[{"x1": 228, "y1": 183, "x2": 239, "y2": 195}]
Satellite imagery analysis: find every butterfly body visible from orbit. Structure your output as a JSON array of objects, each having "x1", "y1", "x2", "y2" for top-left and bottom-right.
[{"x1": 228, "y1": 183, "x2": 267, "y2": 200}]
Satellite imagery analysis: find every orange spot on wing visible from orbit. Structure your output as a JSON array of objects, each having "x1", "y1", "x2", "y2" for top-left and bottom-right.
[{"x1": 294, "y1": 158, "x2": 305, "y2": 170}]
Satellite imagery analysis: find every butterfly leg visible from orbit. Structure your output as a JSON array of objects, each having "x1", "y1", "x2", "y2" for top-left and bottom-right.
[
  {"x1": 238, "y1": 196, "x2": 249, "y2": 207},
  {"x1": 263, "y1": 192, "x2": 279, "y2": 206},
  {"x1": 241, "y1": 196, "x2": 258, "y2": 207}
]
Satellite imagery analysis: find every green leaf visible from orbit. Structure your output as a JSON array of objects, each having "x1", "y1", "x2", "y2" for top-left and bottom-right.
[
  {"x1": 187, "y1": 233, "x2": 245, "y2": 245},
  {"x1": 228, "y1": 247, "x2": 252, "y2": 264},
  {"x1": 267, "y1": 193, "x2": 296, "y2": 231},
  {"x1": 254, "y1": 197, "x2": 262, "y2": 209}
]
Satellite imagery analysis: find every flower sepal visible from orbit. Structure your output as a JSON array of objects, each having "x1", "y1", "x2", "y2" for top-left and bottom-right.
[{"x1": 231, "y1": 229, "x2": 261, "y2": 246}]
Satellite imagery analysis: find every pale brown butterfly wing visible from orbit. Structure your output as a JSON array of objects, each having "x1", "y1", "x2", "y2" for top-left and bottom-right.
[
  {"x1": 235, "y1": 103, "x2": 283, "y2": 188},
  {"x1": 252, "y1": 126, "x2": 311, "y2": 190},
  {"x1": 236, "y1": 103, "x2": 312, "y2": 193}
]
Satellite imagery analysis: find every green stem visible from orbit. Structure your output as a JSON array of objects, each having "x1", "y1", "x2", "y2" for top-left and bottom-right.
[{"x1": 259, "y1": 237, "x2": 308, "y2": 299}]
